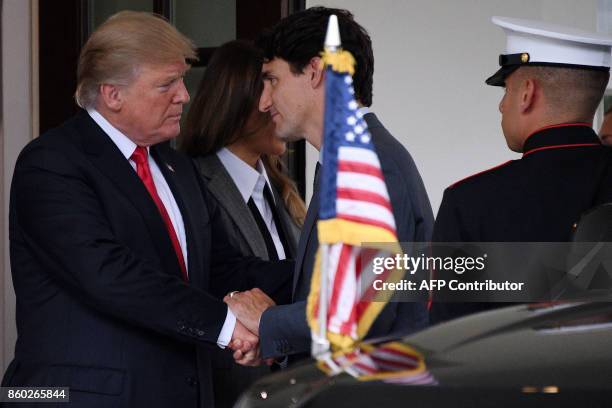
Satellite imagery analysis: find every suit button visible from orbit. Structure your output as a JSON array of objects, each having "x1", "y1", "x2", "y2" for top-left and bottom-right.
[
  {"x1": 197, "y1": 330, "x2": 205, "y2": 337},
  {"x1": 186, "y1": 376, "x2": 198, "y2": 387},
  {"x1": 178, "y1": 322, "x2": 186, "y2": 332}
]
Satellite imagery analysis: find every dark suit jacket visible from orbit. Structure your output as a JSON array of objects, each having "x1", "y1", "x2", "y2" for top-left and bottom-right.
[
  {"x1": 431, "y1": 124, "x2": 612, "y2": 322},
  {"x1": 1, "y1": 111, "x2": 292, "y2": 408},
  {"x1": 258, "y1": 112, "x2": 433, "y2": 359},
  {"x1": 194, "y1": 154, "x2": 300, "y2": 408}
]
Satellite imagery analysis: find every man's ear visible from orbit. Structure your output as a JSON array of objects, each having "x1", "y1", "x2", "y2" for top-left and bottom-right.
[
  {"x1": 307, "y1": 57, "x2": 325, "y2": 89},
  {"x1": 519, "y1": 77, "x2": 537, "y2": 114},
  {"x1": 98, "y1": 84, "x2": 124, "y2": 112}
]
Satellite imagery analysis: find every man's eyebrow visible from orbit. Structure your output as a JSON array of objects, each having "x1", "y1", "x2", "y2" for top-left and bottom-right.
[
  {"x1": 157, "y1": 76, "x2": 178, "y2": 85},
  {"x1": 159, "y1": 70, "x2": 187, "y2": 84}
]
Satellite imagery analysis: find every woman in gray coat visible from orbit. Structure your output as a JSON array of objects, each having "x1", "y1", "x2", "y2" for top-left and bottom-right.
[{"x1": 181, "y1": 40, "x2": 305, "y2": 408}]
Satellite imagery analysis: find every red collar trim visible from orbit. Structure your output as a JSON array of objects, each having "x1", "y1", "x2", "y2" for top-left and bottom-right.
[
  {"x1": 522, "y1": 122, "x2": 592, "y2": 149},
  {"x1": 450, "y1": 160, "x2": 513, "y2": 188},
  {"x1": 522, "y1": 143, "x2": 600, "y2": 157}
]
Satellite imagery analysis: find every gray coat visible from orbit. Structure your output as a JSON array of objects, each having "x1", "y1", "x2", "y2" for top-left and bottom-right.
[
  {"x1": 193, "y1": 154, "x2": 300, "y2": 408},
  {"x1": 194, "y1": 154, "x2": 300, "y2": 261}
]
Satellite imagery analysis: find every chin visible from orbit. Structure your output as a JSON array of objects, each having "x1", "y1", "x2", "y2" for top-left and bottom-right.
[
  {"x1": 160, "y1": 126, "x2": 181, "y2": 141},
  {"x1": 277, "y1": 132, "x2": 302, "y2": 143},
  {"x1": 274, "y1": 124, "x2": 299, "y2": 142}
]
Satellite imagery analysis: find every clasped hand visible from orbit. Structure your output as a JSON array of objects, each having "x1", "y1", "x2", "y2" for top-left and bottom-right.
[{"x1": 226, "y1": 288, "x2": 275, "y2": 367}]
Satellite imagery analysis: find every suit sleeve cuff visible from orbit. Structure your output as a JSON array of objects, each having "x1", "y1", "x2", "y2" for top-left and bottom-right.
[{"x1": 216, "y1": 307, "x2": 236, "y2": 349}]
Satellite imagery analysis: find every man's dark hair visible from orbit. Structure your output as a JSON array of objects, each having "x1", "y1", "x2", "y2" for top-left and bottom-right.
[
  {"x1": 516, "y1": 66, "x2": 609, "y2": 122},
  {"x1": 256, "y1": 6, "x2": 374, "y2": 106}
]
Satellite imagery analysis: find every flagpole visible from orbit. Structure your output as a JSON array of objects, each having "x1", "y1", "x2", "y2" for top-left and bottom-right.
[{"x1": 312, "y1": 14, "x2": 341, "y2": 362}]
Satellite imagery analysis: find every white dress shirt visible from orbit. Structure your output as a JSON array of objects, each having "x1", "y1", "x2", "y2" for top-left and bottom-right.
[
  {"x1": 217, "y1": 148, "x2": 287, "y2": 260},
  {"x1": 87, "y1": 109, "x2": 235, "y2": 348}
]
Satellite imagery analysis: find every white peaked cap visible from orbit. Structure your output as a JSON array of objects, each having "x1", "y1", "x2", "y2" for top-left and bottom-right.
[{"x1": 486, "y1": 16, "x2": 612, "y2": 86}]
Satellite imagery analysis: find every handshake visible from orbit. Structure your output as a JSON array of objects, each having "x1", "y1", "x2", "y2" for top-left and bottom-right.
[{"x1": 225, "y1": 288, "x2": 275, "y2": 366}]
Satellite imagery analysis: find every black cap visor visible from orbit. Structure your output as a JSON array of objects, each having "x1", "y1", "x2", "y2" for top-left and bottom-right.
[{"x1": 485, "y1": 65, "x2": 520, "y2": 87}]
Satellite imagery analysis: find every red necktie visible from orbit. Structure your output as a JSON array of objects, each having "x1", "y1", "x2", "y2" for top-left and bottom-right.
[{"x1": 131, "y1": 146, "x2": 188, "y2": 281}]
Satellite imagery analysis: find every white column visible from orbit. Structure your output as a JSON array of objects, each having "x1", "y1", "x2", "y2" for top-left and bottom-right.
[{"x1": 1, "y1": 0, "x2": 36, "y2": 372}]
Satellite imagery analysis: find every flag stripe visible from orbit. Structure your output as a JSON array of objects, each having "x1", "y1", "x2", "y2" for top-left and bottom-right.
[
  {"x1": 354, "y1": 362, "x2": 378, "y2": 374},
  {"x1": 328, "y1": 245, "x2": 354, "y2": 327},
  {"x1": 355, "y1": 249, "x2": 380, "y2": 279},
  {"x1": 337, "y1": 188, "x2": 393, "y2": 212},
  {"x1": 333, "y1": 248, "x2": 360, "y2": 337},
  {"x1": 313, "y1": 243, "x2": 345, "y2": 320},
  {"x1": 338, "y1": 145, "x2": 381, "y2": 166},
  {"x1": 337, "y1": 161, "x2": 384, "y2": 179},
  {"x1": 337, "y1": 199, "x2": 396, "y2": 230},
  {"x1": 336, "y1": 172, "x2": 389, "y2": 200},
  {"x1": 356, "y1": 266, "x2": 394, "y2": 321},
  {"x1": 384, "y1": 372, "x2": 437, "y2": 385},
  {"x1": 376, "y1": 347, "x2": 421, "y2": 362}
]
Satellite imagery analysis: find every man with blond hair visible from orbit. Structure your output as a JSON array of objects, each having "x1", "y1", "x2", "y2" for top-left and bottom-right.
[{"x1": 1, "y1": 11, "x2": 291, "y2": 407}]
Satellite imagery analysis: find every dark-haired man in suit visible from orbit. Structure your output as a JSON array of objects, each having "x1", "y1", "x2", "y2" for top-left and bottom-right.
[{"x1": 226, "y1": 6, "x2": 432, "y2": 363}]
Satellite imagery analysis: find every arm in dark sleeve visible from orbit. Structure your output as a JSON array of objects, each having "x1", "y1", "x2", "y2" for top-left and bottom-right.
[
  {"x1": 258, "y1": 301, "x2": 311, "y2": 359},
  {"x1": 430, "y1": 187, "x2": 485, "y2": 323},
  {"x1": 404, "y1": 155, "x2": 434, "y2": 243},
  {"x1": 432, "y1": 187, "x2": 464, "y2": 243},
  {"x1": 258, "y1": 300, "x2": 430, "y2": 359},
  {"x1": 13, "y1": 146, "x2": 228, "y2": 346}
]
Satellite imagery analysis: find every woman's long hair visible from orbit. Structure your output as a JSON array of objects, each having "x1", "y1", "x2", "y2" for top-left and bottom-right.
[{"x1": 181, "y1": 40, "x2": 305, "y2": 226}]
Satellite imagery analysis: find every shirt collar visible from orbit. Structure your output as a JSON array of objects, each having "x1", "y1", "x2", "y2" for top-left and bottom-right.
[
  {"x1": 87, "y1": 108, "x2": 144, "y2": 159},
  {"x1": 216, "y1": 147, "x2": 274, "y2": 203}
]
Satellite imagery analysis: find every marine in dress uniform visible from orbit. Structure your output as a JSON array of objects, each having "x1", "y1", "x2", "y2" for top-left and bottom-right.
[{"x1": 431, "y1": 17, "x2": 612, "y2": 323}]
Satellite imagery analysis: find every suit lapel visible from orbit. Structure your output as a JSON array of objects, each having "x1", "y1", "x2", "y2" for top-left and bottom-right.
[
  {"x1": 195, "y1": 155, "x2": 269, "y2": 259},
  {"x1": 292, "y1": 174, "x2": 320, "y2": 296},
  {"x1": 364, "y1": 112, "x2": 382, "y2": 130},
  {"x1": 151, "y1": 145, "x2": 205, "y2": 287},
  {"x1": 270, "y1": 186, "x2": 298, "y2": 258},
  {"x1": 76, "y1": 113, "x2": 186, "y2": 282}
]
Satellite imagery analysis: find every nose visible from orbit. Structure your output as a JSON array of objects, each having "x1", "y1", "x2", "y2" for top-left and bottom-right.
[
  {"x1": 174, "y1": 78, "x2": 190, "y2": 104},
  {"x1": 259, "y1": 81, "x2": 272, "y2": 113}
]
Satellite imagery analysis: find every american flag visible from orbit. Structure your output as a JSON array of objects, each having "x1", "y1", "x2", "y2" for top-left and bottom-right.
[
  {"x1": 306, "y1": 44, "x2": 403, "y2": 352},
  {"x1": 318, "y1": 341, "x2": 437, "y2": 385}
]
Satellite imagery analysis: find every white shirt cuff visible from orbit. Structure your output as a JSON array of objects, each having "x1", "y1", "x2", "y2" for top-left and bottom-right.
[{"x1": 217, "y1": 307, "x2": 236, "y2": 349}]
